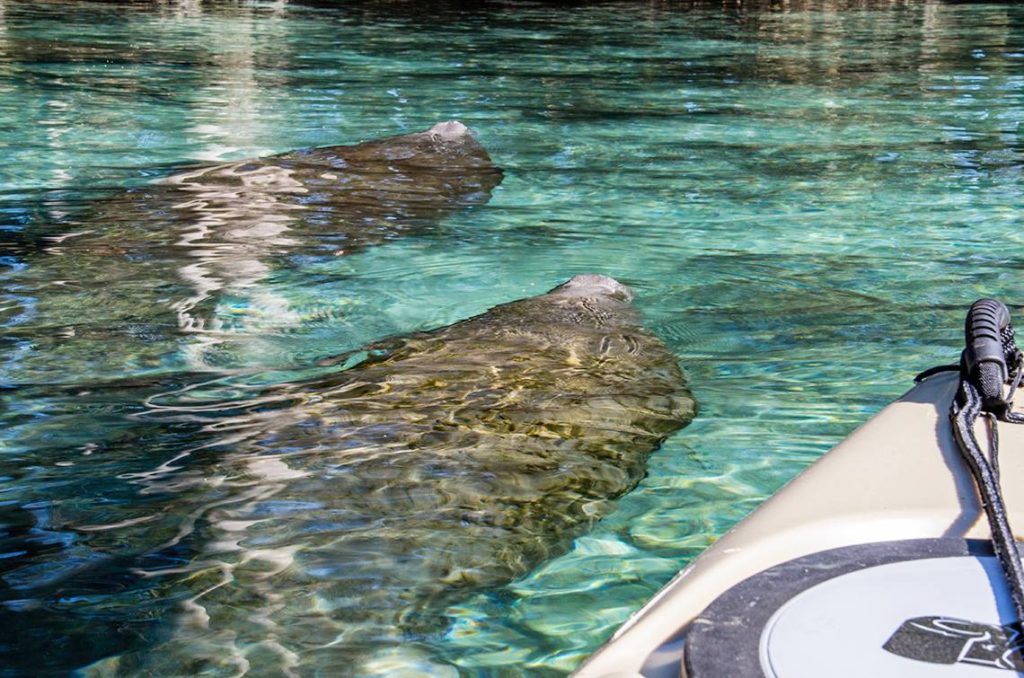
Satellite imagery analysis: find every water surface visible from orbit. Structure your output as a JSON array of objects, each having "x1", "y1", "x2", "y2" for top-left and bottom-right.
[{"x1": 2, "y1": 1, "x2": 1024, "y2": 675}]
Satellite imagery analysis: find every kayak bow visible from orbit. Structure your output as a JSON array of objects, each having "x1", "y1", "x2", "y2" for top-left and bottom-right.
[{"x1": 575, "y1": 299, "x2": 1024, "y2": 678}]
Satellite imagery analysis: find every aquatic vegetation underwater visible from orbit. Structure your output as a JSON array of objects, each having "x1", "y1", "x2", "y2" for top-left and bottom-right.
[{"x1": 2, "y1": 0, "x2": 1024, "y2": 674}]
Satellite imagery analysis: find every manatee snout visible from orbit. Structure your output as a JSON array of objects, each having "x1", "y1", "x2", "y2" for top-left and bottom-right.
[
  {"x1": 550, "y1": 274, "x2": 635, "y2": 302},
  {"x1": 427, "y1": 120, "x2": 470, "y2": 140}
]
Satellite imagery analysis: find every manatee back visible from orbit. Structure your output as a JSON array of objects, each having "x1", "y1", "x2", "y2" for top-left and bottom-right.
[{"x1": 103, "y1": 277, "x2": 695, "y2": 674}]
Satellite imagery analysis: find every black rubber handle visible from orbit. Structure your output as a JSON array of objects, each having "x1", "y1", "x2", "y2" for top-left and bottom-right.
[{"x1": 964, "y1": 298, "x2": 1012, "y2": 412}]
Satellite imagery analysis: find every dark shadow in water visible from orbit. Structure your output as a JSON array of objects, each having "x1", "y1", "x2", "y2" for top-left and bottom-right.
[{"x1": 0, "y1": 376, "x2": 213, "y2": 674}]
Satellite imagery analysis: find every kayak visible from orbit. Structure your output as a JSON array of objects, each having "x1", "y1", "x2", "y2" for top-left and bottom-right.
[{"x1": 573, "y1": 300, "x2": 1024, "y2": 677}]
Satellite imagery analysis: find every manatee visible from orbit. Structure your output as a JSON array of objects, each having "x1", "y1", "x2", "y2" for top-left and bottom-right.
[
  {"x1": 97, "y1": 274, "x2": 694, "y2": 675},
  {"x1": 7, "y1": 121, "x2": 502, "y2": 376}
]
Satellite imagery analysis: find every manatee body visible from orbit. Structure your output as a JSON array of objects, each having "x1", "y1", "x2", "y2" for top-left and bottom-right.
[
  {"x1": 13, "y1": 121, "x2": 502, "y2": 375},
  {"x1": 51, "y1": 119, "x2": 501, "y2": 258},
  {"x1": 113, "y1": 274, "x2": 694, "y2": 674}
]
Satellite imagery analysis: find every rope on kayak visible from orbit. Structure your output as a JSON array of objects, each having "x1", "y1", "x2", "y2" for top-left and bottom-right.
[{"x1": 950, "y1": 298, "x2": 1024, "y2": 625}]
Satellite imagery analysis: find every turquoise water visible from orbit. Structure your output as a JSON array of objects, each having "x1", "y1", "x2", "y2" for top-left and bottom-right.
[{"x1": 2, "y1": 1, "x2": 1024, "y2": 674}]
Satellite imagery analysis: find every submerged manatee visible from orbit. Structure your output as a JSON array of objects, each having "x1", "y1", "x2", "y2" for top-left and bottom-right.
[
  {"x1": 106, "y1": 274, "x2": 695, "y2": 675},
  {"x1": 13, "y1": 121, "x2": 502, "y2": 375}
]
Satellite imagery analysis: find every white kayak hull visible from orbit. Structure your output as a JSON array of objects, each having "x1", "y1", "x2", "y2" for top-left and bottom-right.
[{"x1": 574, "y1": 371, "x2": 1024, "y2": 677}]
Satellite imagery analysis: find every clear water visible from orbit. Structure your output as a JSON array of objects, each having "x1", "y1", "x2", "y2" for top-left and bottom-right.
[{"x1": 2, "y1": 0, "x2": 1023, "y2": 674}]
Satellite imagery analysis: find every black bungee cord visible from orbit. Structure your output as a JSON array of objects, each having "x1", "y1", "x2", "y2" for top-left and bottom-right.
[{"x1": 947, "y1": 299, "x2": 1024, "y2": 626}]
